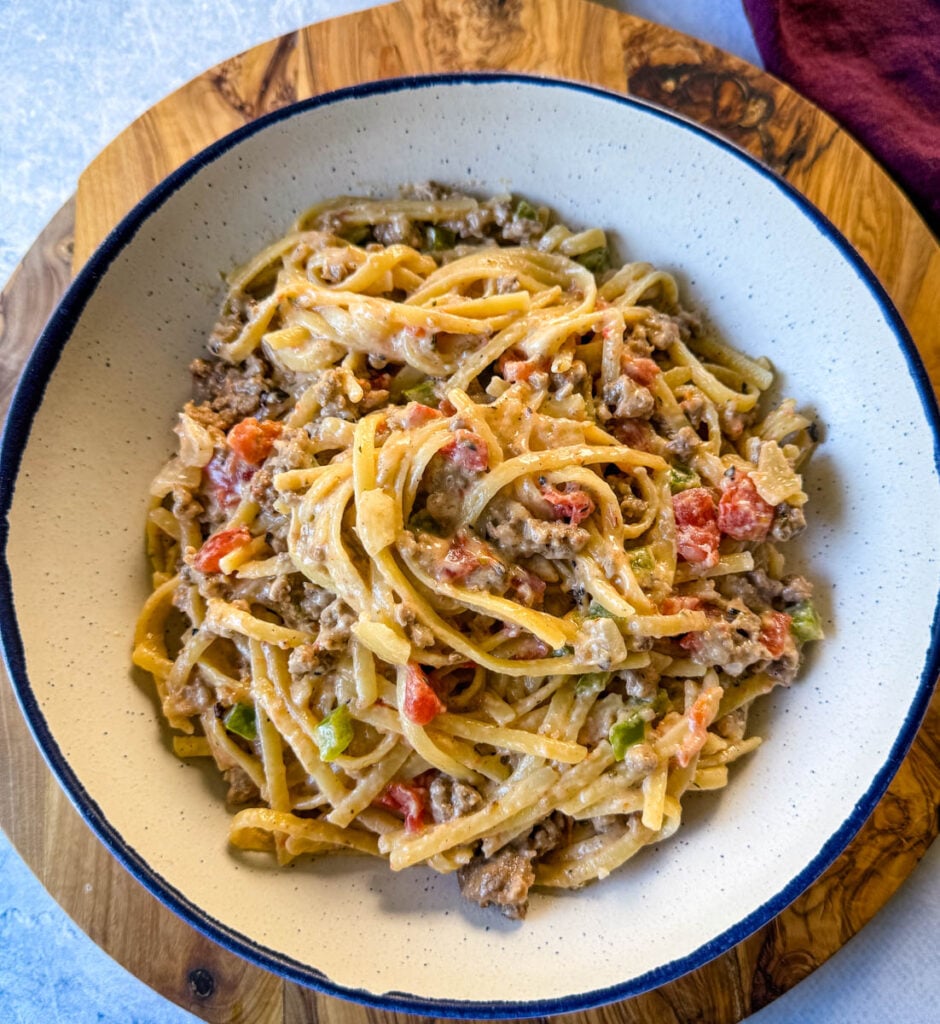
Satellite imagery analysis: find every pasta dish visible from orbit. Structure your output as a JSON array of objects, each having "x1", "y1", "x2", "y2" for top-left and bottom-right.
[{"x1": 134, "y1": 187, "x2": 823, "y2": 919}]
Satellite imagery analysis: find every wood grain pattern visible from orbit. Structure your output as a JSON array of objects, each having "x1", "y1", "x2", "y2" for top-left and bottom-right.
[{"x1": 2, "y1": 1, "x2": 938, "y2": 1022}]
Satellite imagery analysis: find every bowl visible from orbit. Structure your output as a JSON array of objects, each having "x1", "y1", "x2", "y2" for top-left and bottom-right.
[{"x1": 2, "y1": 74, "x2": 939, "y2": 1017}]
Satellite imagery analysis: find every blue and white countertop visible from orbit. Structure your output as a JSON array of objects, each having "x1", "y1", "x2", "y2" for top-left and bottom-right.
[{"x1": 0, "y1": 1, "x2": 937, "y2": 1021}]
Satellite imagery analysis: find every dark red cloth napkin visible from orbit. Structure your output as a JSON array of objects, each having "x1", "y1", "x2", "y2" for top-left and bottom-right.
[{"x1": 742, "y1": 0, "x2": 940, "y2": 235}]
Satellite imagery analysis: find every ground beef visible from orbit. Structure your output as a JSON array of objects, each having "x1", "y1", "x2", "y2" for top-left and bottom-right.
[
  {"x1": 287, "y1": 641, "x2": 337, "y2": 688},
  {"x1": 393, "y1": 600, "x2": 436, "y2": 650},
  {"x1": 425, "y1": 491, "x2": 463, "y2": 532},
  {"x1": 621, "y1": 741, "x2": 659, "y2": 775},
  {"x1": 482, "y1": 498, "x2": 589, "y2": 560},
  {"x1": 600, "y1": 375, "x2": 655, "y2": 421},
  {"x1": 520, "y1": 812, "x2": 569, "y2": 859},
  {"x1": 262, "y1": 575, "x2": 321, "y2": 630},
  {"x1": 248, "y1": 426, "x2": 319, "y2": 532},
  {"x1": 224, "y1": 766, "x2": 259, "y2": 805},
  {"x1": 715, "y1": 705, "x2": 749, "y2": 742},
  {"x1": 182, "y1": 400, "x2": 231, "y2": 435},
  {"x1": 408, "y1": 189, "x2": 549, "y2": 247},
  {"x1": 766, "y1": 647, "x2": 801, "y2": 686},
  {"x1": 447, "y1": 196, "x2": 513, "y2": 241},
  {"x1": 306, "y1": 367, "x2": 364, "y2": 420},
  {"x1": 190, "y1": 354, "x2": 288, "y2": 430},
  {"x1": 499, "y1": 208, "x2": 548, "y2": 245},
  {"x1": 780, "y1": 574, "x2": 813, "y2": 604},
  {"x1": 373, "y1": 214, "x2": 424, "y2": 248},
  {"x1": 403, "y1": 181, "x2": 453, "y2": 202},
  {"x1": 618, "y1": 491, "x2": 648, "y2": 522},
  {"x1": 428, "y1": 776, "x2": 482, "y2": 823},
  {"x1": 550, "y1": 360, "x2": 588, "y2": 401},
  {"x1": 614, "y1": 666, "x2": 660, "y2": 699},
  {"x1": 457, "y1": 848, "x2": 535, "y2": 920},
  {"x1": 421, "y1": 449, "x2": 481, "y2": 533},
  {"x1": 666, "y1": 425, "x2": 701, "y2": 462},
  {"x1": 747, "y1": 569, "x2": 786, "y2": 605},
  {"x1": 719, "y1": 569, "x2": 783, "y2": 611},
  {"x1": 164, "y1": 676, "x2": 213, "y2": 718},
  {"x1": 644, "y1": 310, "x2": 682, "y2": 350},
  {"x1": 171, "y1": 486, "x2": 204, "y2": 541},
  {"x1": 678, "y1": 388, "x2": 707, "y2": 428},
  {"x1": 578, "y1": 693, "x2": 626, "y2": 746},
  {"x1": 771, "y1": 503, "x2": 807, "y2": 542},
  {"x1": 207, "y1": 292, "x2": 252, "y2": 350},
  {"x1": 461, "y1": 811, "x2": 570, "y2": 918},
  {"x1": 316, "y1": 597, "x2": 355, "y2": 651},
  {"x1": 622, "y1": 324, "x2": 654, "y2": 359},
  {"x1": 685, "y1": 603, "x2": 766, "y2": 676}
]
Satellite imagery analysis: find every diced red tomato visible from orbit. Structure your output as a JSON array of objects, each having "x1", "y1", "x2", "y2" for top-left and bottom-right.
[
  {"x1": 401, "y1": 402, "x2": 444, "y2": 429},
  {"x1": 441, "y1": 531, "x2": 501, "y2": 582},
  {"x1": 609, "y1": 418, "x2": 654, "y2": 451},
  {"x1": 193, "y1": 526, "x2": 252, "y2": 573},
  {"x1": 204, "y1": 450, "x2": 256, "y2": 510},
  {"x1": 622, "y1": 357, "x2": 661, "y2": 387},
  {"x1": 498, "y1": 351, "x2": 550, "y2": 383},
  {"x1": 376, "y1": 780, "x2": 428, "y2": 833},
  {"x1": 509, "y1": 635, "x2": 551, "y2": 660},
  {"x1": 672, "y1": 487, "x2": 720, "y2": 568},
  {"x1": 661, "y1": 595, "x2": 704, "y2": 615},
  {"x1": 401, "y1": 662, "x2": 446, "y2": 726},
  {"x1": 508, "y1": 567, "x2": 546, "y2": 608},
  {"x1": 760, "y1": 611, "x2": 793, "y2": 658},
  {"x1": 676, "y1": 686, "x2": 723, "y2": 767},
  {"x1": 440, "y1": 430, "x2": 489, "y2": 473},
  {"x1": 678, "y1": 631, "x2": 703, "y2": 654},
  {"x1": 717, "y1": 471, "x2": 774, "y2": 542},
  {"x1": 427, "y1": 663, "x2": 476, "y2": 699},
  {"x1": 226, "y1": 417, "x2": 282, "y2": 465},
  {"x1": 540, "y1": 484, "x2": 596, "y2": 526}
]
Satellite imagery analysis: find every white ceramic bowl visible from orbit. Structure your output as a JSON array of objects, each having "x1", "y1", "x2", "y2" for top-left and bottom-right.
[{"x1": 2, "y1": 75, "x2": 939, "y2": 1017}]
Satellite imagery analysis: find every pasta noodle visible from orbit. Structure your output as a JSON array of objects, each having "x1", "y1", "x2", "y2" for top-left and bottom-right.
[{"x1": 134, "y1": 185, "x2": 823, "y2": 919}]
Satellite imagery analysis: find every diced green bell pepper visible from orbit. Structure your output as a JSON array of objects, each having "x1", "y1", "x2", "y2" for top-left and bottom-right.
[
  {"x1": 314, "y1": 705, "x2": 354, "y2": 762},
  {"x1": 224, "y1": 702, "x2": 257, "y2": 742},
  {"x1": 425, "y1": 225, "x2": 456, "y2": 251},
  {"x1": 789, "y1": 600, "x2": 824, "y2": 643},
  {"x1": 609, "y1": 714, "x2": 645, "y2": 759},
  {"x1": 338, "y1": 224, "x2": 371, "y2": 244},
  {"x1": 587, "y1": 601, "x2": 615, "y2": 619},
  {"x1": 403, "y1": 379, "x2": 440, "y2": 406},
  {"x1": 407, "y1": 508, "x2": 445, "y2": 536},
  {"x1": 629, "y1": 548, "x2": 654, "y2": 574},
  {"x1": 574, "y1": 247, "x2": 610, "y2": 274},
  {"x1": 575, "y1": 671, "x2": 610, "y2": 694},
  {"x1": 669, "y1": 465, "x2": 701, "y2": 493}
]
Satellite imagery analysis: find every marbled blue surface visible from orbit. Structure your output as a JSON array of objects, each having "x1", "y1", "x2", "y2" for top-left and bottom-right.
[{"x1": 0, "y1": 1, "x2": 937, "y2": 1021}]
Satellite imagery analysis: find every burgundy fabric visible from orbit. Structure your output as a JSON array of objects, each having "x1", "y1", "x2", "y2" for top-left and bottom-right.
[{"x1": 742, "y1": 0, "x2": 940, "y2": 235}]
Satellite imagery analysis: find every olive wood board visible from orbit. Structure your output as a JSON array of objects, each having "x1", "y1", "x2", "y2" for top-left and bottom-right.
[{"x1": 1, "y1": 1, "x2": 938, "y2": 1022}]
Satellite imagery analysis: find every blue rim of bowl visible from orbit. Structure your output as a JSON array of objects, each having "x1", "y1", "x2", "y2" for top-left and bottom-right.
[{"x1": 1, "y1": 71, "x2": 938, "y2": 1019}]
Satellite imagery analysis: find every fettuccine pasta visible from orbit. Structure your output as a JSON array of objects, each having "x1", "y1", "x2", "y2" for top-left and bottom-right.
[{"x1": 135, "y1": 185, "x2": 823, "y2": 918}]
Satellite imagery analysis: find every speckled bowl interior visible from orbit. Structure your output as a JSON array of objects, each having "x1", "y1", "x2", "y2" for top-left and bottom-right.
[{"x1": 2, "y1": 76, "x2": 939, "y2": 1017}]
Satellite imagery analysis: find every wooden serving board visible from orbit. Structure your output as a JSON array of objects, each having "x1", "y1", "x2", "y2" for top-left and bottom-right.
[{"x1": 1, "y1": 1, "x2": 938, "y2": 1021}]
